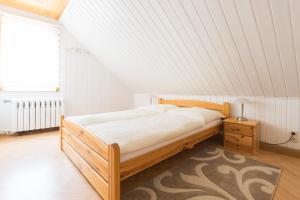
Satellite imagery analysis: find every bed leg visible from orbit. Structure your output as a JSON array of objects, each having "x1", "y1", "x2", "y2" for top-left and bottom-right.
[
  {"x1": 60, "y1": 115, "x2": 64, "y2": 151},
  {"x1": 108, "y1": 143, "x2": 120, "y2": 200}
]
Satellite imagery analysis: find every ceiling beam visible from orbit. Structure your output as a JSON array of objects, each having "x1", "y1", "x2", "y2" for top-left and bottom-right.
[{"x1": 0, "y1": 0, "x2": 69, "y2": 19}]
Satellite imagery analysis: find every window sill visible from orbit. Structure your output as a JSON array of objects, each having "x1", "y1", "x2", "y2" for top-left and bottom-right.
[{"x1": 0, "y1": 86, "x2": 60, "y2": 92}]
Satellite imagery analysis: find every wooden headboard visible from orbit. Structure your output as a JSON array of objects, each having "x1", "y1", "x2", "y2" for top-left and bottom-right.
[{"x1": 158, "y1": 98, "x2": 230, "y2": 118}]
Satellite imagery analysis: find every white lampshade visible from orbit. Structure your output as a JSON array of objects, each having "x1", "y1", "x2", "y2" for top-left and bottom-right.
[{"x1": 234, "y1": 98, "x2": 251, "y2": 105}]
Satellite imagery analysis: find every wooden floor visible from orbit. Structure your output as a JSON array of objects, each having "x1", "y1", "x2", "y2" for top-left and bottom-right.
[{"x1": 0, "y1": 131, "x2": 300, "y2": 200}]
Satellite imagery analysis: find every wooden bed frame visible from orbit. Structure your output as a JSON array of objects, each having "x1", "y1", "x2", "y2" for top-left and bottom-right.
[{"x1": 60, "y1": 99, "x2": 230, "y2": 200}]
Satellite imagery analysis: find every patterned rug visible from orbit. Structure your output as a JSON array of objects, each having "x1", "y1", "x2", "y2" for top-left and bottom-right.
[{"x1": 122, "y1": 142, "x2": 281, "y2": 200}]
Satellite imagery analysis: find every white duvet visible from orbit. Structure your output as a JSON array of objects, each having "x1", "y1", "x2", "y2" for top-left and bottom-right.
[
  {"x1": 84, "y1": 113, "x2": 206, "y2": 155},
  {"x1": 66, "y1": 109, "x2": 157, "y2": 126},
  {"x1": 66, "y1": 105, "x2": 225, "y2": 155}
]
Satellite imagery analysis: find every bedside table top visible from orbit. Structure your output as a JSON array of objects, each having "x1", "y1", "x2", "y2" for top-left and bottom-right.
[{"x1": 223, "y1": 117, "x2": 259, "y2": 127}]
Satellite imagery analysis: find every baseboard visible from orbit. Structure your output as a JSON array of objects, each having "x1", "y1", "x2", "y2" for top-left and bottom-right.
[
  {"x1": 17, "y1": 127, "x2": 59, "y2": 135},
  {"x1": 0, "y1": 127, "x2": 59, "y2": 137},
  {"x1": 260, "y1": 142, "x2": 300, "y2": 158}
]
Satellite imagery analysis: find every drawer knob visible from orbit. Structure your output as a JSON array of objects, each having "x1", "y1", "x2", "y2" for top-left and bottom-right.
[
  {"x1": 231, "y1": 128, "x2": 240, "y2": 131},
  {"x1": 79, "y1": 131, "x2": 84, "y2": 137}
]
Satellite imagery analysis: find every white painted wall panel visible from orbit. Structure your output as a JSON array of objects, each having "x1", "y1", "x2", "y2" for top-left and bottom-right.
[
  {"x1": 160, "y1": 0, "x2": 223, "y2": 94},
  {"x1": 220, "y1": 0, "x2": 264, "y2": 96},
  {"x1": 182, "y1": 1, "x2": 235, "y2": 95},
  {"x1": 60, "y1": 0, "x2": 300, "y2": 97},
  {"x1": 205, "y1": 0, "x2": 253, "y2": 96},
  {"x1": 245, "y1": 0, "x2": 287, "y2": 96},
  {"x1": 235, "y1": 0, "x2": 275, "y2": 96},
  {"x1": 270, "y1": 0, "x2": 299, "y2": 97},
  {"x1": 60, "y1": 30, "x2": 133, "y2": 116},
  {"x1": 131, "y1": 0, "x2": 196, "y2": 93},
  {"x1": 134, "y1": 94, "x2": 300, "y2": 150},
  {"x1": 274, "y1": 97, "x2": 287, "y2": 146},
  {"x1": 287, "y1": 97, "x2": 300, "y2": 149},
  {"x1": 255, "y1": 97, "x2": 266, "y2": 142},
  {"x1": 192, "y1": 0, "x2": 244, "y2": 95},
  {"x1": 290, "y1": 0, "x2": 300, "y2": 91}
]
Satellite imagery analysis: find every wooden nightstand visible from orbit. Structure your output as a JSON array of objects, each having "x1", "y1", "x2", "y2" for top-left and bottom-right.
[{"x1": 223, "y1": 118, "x2": 260, "y2": 155}]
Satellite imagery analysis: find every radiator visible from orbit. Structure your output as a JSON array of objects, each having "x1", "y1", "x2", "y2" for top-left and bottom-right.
[{"x1": 11, "y1": 98, "x2": 63, "y2": 133}]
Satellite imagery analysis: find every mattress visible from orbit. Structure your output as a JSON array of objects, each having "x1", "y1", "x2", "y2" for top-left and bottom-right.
[{"x1": 120, "y1": 119, "x2": 221, "y2": 162}]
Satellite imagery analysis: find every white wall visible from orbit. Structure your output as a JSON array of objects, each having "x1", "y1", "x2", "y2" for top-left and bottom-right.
[
  {"x1": 134, "y1": 93, "x2": 300, "y2": 150},
  {"x1": 60, "y1": 30, "x2": 133, "y2": 116}
]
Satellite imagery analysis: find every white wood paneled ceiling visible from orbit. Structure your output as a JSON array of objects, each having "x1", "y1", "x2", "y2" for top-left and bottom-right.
[{"x1": 60, "y1": 0, "x2": 300, "y2": 97}]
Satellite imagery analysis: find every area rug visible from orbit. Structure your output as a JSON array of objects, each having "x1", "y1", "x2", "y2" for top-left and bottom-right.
[{"x1": 122, "y1": 142, "x2": 281, "y2": 200}]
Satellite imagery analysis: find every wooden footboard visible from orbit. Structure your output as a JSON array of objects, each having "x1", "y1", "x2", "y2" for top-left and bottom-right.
[{"x1": 60, "y1": 116, "x2": 120, "y2": 200}]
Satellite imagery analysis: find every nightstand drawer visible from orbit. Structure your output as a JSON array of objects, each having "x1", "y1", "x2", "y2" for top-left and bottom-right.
[
  {"x1": 224, "y1": 123, "x2": 253, "y2": 136},
  {"x1": 224, "y1": 141, "x2": 253, "y2": 154},
  {"x1": 224, "y1": 132, "x2": 252, "y2": 146}
]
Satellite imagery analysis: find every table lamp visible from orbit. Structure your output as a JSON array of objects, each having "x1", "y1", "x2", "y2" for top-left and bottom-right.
[{"x1": 235, "y1": 98, "x2": 250, "y2": 121}]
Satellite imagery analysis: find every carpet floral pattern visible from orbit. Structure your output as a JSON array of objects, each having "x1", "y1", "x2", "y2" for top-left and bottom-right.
[{"x1": 122, "y1": 145, "x2": 281, "y2": 200}]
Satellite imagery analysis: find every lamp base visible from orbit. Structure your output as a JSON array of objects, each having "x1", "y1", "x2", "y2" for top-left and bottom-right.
[{"x1": 236, "y1": 116, "x2": 248, "y2": 121}]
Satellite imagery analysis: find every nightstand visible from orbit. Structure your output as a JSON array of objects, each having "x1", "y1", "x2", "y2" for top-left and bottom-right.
[{"x1": 223, "y1": 118, "x2": 260, "y2": 155}]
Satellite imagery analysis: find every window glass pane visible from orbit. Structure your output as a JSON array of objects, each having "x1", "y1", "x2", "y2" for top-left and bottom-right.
[{"x1": 0, "y1": 14, "x2": 60, "y2": 91}]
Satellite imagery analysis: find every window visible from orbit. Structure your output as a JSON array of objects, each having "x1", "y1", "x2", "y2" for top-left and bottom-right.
[{"x1": 0, "y1": 14, "x2": 60, "y2": 91}]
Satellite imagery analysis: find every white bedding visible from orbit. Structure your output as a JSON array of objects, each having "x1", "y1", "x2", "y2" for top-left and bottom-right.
[
  {"x1": 66, "y1": 109, "x2": 157, "y2": 126},
  {"x1": 65, "y1": 105, "x2": 224, "y2": 159},
  {"x1": 66, "y1": 104, "x2": 177, "y2": 126},
  {"x1": 121, "y1": 119, "x2": 221, "y2": 162},
  {"x1": 85, "y1": 112, "x2": 206, "y2": 155}
]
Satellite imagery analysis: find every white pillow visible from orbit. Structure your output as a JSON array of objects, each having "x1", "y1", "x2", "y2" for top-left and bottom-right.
[
  {"x1": 138, "y1": 104, "x2": 177, "y2": 113},
  {"x1": 167, "y1": 107, "x2": 225, "y2": 124}
]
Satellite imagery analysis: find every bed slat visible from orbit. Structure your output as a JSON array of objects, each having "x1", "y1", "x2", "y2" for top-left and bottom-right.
[
  {"x1": 62, "y1": 128, "x2": 109, "y2": 181},
  {"x1": 62, "y1": 120, "x2": 108, "y2": 160},
  {"x1": 62, "y1": 140, "x2": 109, "y2": 200}
]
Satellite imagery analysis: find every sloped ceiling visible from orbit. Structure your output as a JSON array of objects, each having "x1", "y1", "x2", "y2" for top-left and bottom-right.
[{"x1": 60, "y1": 0, "x2": 300, "y2": 97}]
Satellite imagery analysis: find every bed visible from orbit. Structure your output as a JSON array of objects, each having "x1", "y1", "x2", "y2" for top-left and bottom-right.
[{"x1": 60, "y1": 99, "x2": 230, "y2": 200}]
